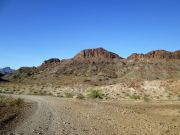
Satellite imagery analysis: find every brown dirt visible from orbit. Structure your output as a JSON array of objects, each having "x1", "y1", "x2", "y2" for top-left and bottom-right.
[
  {"x1": 5, "y1": 95, "x2": 180, "y2": 135},
  {"x1": 0, "y1": 100, "x2": 33, "y2": 135}
]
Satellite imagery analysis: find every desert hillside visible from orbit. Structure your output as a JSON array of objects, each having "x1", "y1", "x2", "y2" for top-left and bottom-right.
[{"x1": 0, "y1": 48, "x2": 180, "y2": 100}]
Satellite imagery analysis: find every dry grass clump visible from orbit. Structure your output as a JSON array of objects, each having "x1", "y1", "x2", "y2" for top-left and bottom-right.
[
  {"x1": 177, "y1": 95, "x2": 180, "y2": 101},
  {"x1": 143, "y1": 95, "x2": 151, "y2": 102},
  {"x1": 76, "y1": 93, "x2": 85, "y2": 99},
  {"x1": 86, "y1": 88, "x2": 104, "y2": 99},
  {"x1": 64, "y1": 92, "x2": 74, "y2": 98},
  {"x1": 129, "y1": 94, "x2": 141, "y2": 100},
  {"x1": 0, "y1": 96, "x2": 24, "y2": 107}
]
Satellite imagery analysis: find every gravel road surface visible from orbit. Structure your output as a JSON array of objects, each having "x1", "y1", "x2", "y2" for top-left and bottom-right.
[{"x1": 5, "y1": 95, "x2": 180, "y2": 135}]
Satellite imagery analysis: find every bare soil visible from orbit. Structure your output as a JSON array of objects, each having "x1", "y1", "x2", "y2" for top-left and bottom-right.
[
  {"x1": 0, "y1": 99, "x2": 33, "y2": 135},
  {"x1": 2, "y1": 95, "x2": 179, "y2": 135}
]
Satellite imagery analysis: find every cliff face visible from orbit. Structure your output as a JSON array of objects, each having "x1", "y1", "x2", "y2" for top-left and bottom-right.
[
  {"x1": 128, "y1": 50, "x2": 180, "y2": 60},
  {"x1": 73, "y1": 48, "x2": 121, "y2": 62}
]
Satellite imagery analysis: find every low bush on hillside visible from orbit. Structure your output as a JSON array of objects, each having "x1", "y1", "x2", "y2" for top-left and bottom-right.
[
  {"x1": 143, "y1": 95, "x2": 151, "y2": 102},
  {"x1": 129, "y1": 94, "x2": 141, "y2": 100},
  {"x1": 0, "y1": 96, "x2": 24, "y2": 107},
  {"x1": 76, "y1": 93, "x2": 85, "y2": 99},
  {"x1": 178, "y1": 95, "x2": 180, "y2": 101},
  {"x1": 87, "y1": 88, "x2": 104, "y2": 99},
  {"x1": 64, "y1": 92, "x2": 74, "y2": 98}
]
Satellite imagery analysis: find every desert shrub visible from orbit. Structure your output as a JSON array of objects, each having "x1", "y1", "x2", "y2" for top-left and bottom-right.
[
  {"x1": 31, "y1": 91, "x2": 38, "y2": 95},
  {"x1": 178, "y1": 95, "x2": 180, "y2": 101},
  {"x1": 11, "y1": 98, "x2": 24, "y2": 106},
  {"x1": 64, "y1": 92, "x2": 74, "y2": 98},
  {"x1": 39, "y1": 90, "x2": 47, "y2": 95},
  {"x1": 76, "y1": 93, "x2": 85, "y2": 99},
  {"x1": 47, "y1": 92, "x2": 53, "y2": 96},
  {"x1": 143, "y1": 95, "x2": 150, "y2": 102},
  {"x1": 130, "y1": 94, "x2": 141, "y2": 100},
  {"x1": 0, "y1": 96, "x2": 24, "y2": 107},
  {"x1": 172, "y1": 118, "x2": 177, "y2": 122},
  {"x1": 87, "y1": 88, "x2": 104, "y2": 99},
  {"x1": 57, "y1": 94, "x2": 64, "y2": 98},
  {"x1": 0, "y1": 96, "x2": 7, "y2": 106}
]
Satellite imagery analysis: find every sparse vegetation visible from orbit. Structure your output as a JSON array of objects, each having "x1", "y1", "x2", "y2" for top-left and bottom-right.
[
  {"x1": 64, "y1": 92, "x2": 74, "y2": 98},
  {"x1": 76, "y1": 93, "x2": 85, "y2": 99},
  {"x1": 86, "y1": 88, "x2": 104, "y2": 99},
  {"x1": 14, "y1": 98, "x2": 24, "y2": 106},
  {"x1": 130, "y1": 94, "x2": 141, "y2": 100},
  {"x1": 143, "y1": 95, "x2": 151, "y2": 102},
  {"x1": 177, "y1": 95, "x2": 180, "y2": 101},
  {"x1": 47, "y1": 92, "x2": 53, "y2": 96},
  {"x1": 171, "y1": 118, "x2": 177, "y2": 122},
  {"x1": 0, "y1": 96, "x2": 24, "y2": 107}
]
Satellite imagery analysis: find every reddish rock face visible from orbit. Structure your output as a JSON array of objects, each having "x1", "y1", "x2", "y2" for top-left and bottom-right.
[
  {"x1": 39, "y1": 58, "x2": 61, "y2": 70},
  {"x1": 128, "y1": 50, "x2": 180, "y2": 60},
  {"x1": 73, "y1": 48, "x2": 121, "y2": 62}
]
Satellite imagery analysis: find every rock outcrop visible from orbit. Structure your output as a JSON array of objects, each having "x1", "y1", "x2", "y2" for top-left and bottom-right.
[
  {"x1": 73, "y1": 48, "x2": 121, "y2": 62},
  {"x1": 38, "y1": 58, "x2": 61, "y2": 70},
  {"x1": 128, "y1": 50, "x2": 180, "y2": 60},
  {"x1": 43, "y1": 58, "x2": 60, "y2": 66}
]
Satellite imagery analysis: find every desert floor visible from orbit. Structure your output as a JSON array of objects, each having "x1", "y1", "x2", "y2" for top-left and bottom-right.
[{"x1": 0, "y1": 95, "x2": 180, "y2": 135}]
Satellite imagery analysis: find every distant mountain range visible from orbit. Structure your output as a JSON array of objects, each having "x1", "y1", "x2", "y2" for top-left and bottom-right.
[
  {"x1": 0, "y1": 67, "x2": 15, "y2": 75},
  {"x1": 3, "y1": 48, "x2": 180, "y2": 86}
]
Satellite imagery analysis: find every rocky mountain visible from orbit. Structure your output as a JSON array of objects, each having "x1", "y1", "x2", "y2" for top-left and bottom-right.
[
  {"x1": 38, "y1": 58, "x2": 61, "y2": 71},
  {"x1": 128, "y1": 50, "x2": 180, "y2": 60},
  {"x1": 0, "y1": 67, "x2": 14, "y2": 75},
  {"x1": 3, "y1": 48, "x2": 180, "y2": 86},
  {"x1": 74, "y1": 48, "x2": 122, "y2": 62}
]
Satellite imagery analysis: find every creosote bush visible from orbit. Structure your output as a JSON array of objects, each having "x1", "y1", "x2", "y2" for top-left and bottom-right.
[
  {"x1": 76, "y1": 93, "x2": 85, "y2": 99},
  {"x1": 13, "y1": 98, "x2": 24, "y2": 106},
  {"x1": 178, "y1": 95, "x2": 180, "y2": 101},
  {"x1": 130, "y1": 94, "x2": 141, "y2": 100},
  {"x1": 64, "y1": 92, "x2": 74, "y2": 98},
  {"x1": 143, "y1": 95, "x2": 151, "y2": 102},
  {"x1": 87, "y1": 88, "x2": 104, "y2": 99}
]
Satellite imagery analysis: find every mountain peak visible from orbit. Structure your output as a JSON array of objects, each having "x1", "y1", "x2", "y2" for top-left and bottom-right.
[
  {"x1": 0, "y1": 67, "x2": 14, "y2": 74},
  {"x1": 73, "y1": 48, "x2": 121, "y2": 61}
]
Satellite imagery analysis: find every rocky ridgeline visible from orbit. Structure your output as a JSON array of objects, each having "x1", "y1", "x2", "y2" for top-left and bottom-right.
[
  {"x1": 73, "y1": 48, "x2": 122, "y2": 62},
  {"x1": 128, "y1": 50, "x2": 180, "y2": 60},
  {"x1": 39, "y1": 48, "x2": 180, "y2": 69},
  {"x1": 38, "y1": 48, "x2": 121, "y2": 70},
  {"x1": 3, "y1": 48, "x2": 180, "y2": 84}
]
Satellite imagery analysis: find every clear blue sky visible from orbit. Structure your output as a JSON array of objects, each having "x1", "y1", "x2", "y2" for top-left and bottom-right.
[{"x1": 0, "y1": 0, "x2": 180, "y2": 69}]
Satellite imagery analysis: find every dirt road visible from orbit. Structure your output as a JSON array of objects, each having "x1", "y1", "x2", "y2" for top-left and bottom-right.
[{"x1": 6, "y1": 95, "x2": 180, "y2": 135}]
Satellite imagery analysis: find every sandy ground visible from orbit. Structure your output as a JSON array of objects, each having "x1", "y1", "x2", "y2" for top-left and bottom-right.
[
  {"x1": 2, "y1": 95, "x2": 180, "y2": 135},
  {"x1": 1, "y1": 80, "x2": 180, "y2": 100}
]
